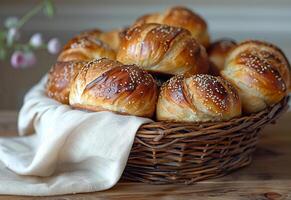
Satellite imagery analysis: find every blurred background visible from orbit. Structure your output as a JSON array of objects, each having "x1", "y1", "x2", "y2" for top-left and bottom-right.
[{"x1": 0, "y1": 0, "x2": 291, "y2": 110}]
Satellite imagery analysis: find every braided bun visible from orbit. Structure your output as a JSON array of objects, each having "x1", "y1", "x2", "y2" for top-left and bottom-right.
[
  {"x1": 221, "y1": 40, "x2": 290, "y2": 113},
  {"x1": 207, "y1": 39, "x2": 237, "y2": 73},
  {"x1": 79, "y1": 28, "x2": 122, "y2": 51},
  {"x1": 69, "y1": 58, "x2": 158, "y2": 117},
  {"x1": 46, "y1": 61, "x2": 87, "y2": 104},
  {"x1": 156, "y1": 74, "x2": 241, "y2": 122},
  {"x1": 117, "y1": 23, "x2": 209, "y2": 77},
  {"x1": 57, "y1": 34, "x2": 116, "y2": 62},
  {"x1": 134, "y1": 6, "x2": 210, "y2": 47}
]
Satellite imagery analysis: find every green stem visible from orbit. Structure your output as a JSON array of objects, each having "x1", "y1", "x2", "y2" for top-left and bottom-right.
[{"x1": 16, "y1": 2, "x2": 44, "y2": 29}]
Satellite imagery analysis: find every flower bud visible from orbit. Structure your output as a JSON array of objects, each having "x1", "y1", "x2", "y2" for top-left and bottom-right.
[
  {"x1": 11, "y1": 51, "x2": 25, "y2": 69},
  {"x1": 47, "y1": 38, "x2": 61, "y2": 54},
  {"x1": 11, "y1": 51, "x2": 37, "y2": 69},
  {"x1": 30, "y1": 33, "x2": 43, "y2": 48}
]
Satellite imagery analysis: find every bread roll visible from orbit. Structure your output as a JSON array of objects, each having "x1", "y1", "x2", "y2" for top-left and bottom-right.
[
  {"x1": 69, "y1": 58, "x2": 158, "y2": 117},
  {"x1": 207, "y1": 39, "x2": 237, "y2": 73},
  {"x1": 57, "y1": 34, "x2": 116, "y2": 62},
  {"x1": 78, "y1": 28, "x2": 103, "y2": 39},
  {"x1": 79, "y1": 28, "x2": 122, "y2": 51},
  {"x1": 134, "y1": 6, "x2": 210, "y2": 47},
  {"x1": 46, "y1": 61, "x2": 87, "y2": 104},
  {"x1": 117, "y1": 23, "x2": 209, "y2": 77},
  {"x1": 221, "y1": 40, "x2": 290, "y2": 113},
  {"x1": 99, "y1": 29, "x2": 122, "y2": 51},
  {"x1": 156, "y1": 74, "x2": 241, "y2": 122}
]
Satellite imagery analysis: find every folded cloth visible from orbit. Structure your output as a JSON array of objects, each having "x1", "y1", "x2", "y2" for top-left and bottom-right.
[{"x1": 0, "y1": 75, "x2": 151, "y2": 196}]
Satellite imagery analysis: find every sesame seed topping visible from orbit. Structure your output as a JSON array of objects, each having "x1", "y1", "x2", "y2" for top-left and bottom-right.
[
  {"x1": 68, "y1": 36, "x2": 111, "y2": 50},
  {"x1": 162, "y1": 75, "x2": 185, "y2": 102},
  {"x1": 84, "y1": 59, "x2": 155, "y2": 101},
  {"x1": 190, "y1": 74, "x2": 230, "y2": 111},
  {"x1": 238, "y1": 50, "x2": 286, "y2": 90},
  {"x1": 119, "y1": 65, "x2": 153, "y2": 89}
]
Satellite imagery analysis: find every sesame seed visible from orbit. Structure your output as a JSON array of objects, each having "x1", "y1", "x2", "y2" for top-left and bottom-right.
[
  {"x1": 190, "y1": 74, "x2": 230, "y2": 110},
  {"x1": 239, "y1": 50, "x2": 286, "y2": 90}
]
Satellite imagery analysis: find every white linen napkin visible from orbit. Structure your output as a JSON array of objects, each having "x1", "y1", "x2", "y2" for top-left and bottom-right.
[{"x1": 0, "y1": 76, "x2": 151, "y2": 196}]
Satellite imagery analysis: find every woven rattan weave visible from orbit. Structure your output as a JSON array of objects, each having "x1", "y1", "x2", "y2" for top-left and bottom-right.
[{"x1": 123, "y1": 96, "x2": 289, "y2": 184}]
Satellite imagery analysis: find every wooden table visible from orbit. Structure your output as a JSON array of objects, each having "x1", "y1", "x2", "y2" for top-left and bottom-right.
[{"x1": 0, "y1": 111, "x2": 290, "y2": 200}]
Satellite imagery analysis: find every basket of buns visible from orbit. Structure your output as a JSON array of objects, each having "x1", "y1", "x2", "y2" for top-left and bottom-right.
[{"x1": 45, "y1": 6, "x2": 290, "y2": 184}]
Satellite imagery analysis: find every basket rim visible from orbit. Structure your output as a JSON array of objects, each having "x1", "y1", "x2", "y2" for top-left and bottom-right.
[
  {"x1": 137, "y1": 96, "x2": 289, "y2": 141},
  {"x1": 143, "y1": 95, "x2": 289, "y2": 126}
]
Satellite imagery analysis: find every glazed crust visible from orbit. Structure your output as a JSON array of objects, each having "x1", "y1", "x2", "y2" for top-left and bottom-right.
[
  {"x1": 79, "y1": 28, "x2": 122, "y2": 51},
  {"x1": 99, "y1": 29, "x2": 122, "y2": 51},
  {"x1": 117, "y1": 23, "x2": 209, "y2": 77},
  {"x1": 156, "y1": 74, "x2": 241, "y2": 122},
  {"x1": 134, "y1": 6, "x2": 210, "y2": 47},
  {"x1": 46, "y1": 61, "x2": 87, "y2": 104},
  {"x1": 57, "y1": 34, "x2": 116, "y2": 62},
  {"x1": 221, "y1": 40, "x2": 290, "y2": 113},
  {"x1": 207, "y1": 39, "x2": 237, "y2": 72},
  {"x1": 69, "y1": 58, "x2": 158, "y2": 118}
]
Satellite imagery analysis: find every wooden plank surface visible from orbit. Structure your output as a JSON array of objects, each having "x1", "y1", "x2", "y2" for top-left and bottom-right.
[{"x1": 0, "y1": 111, "x2": 290, "y2": 199}]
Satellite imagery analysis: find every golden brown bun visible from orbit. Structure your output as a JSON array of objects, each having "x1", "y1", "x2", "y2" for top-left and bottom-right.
[
  {"x1": 156, "y1": 74, "x2": 241, "y2": 122},
  {"x1": 46, "y1": 61, "x2": 87, "y2": 104},
  {"x1": 99, "y1": 29, "x2": 122, "y2": 51},
  {"x1": 134, "y1": 6, "x2": 210, "y2": 47},
  {"x1": 79, "y1": 28, "x2": 122, "y2": 51},
  {"x1": 57, "y1": 34, "x2": 116, "y2": 62},
  {"x1": 117, "y1": 23, "x2": 209, "y2": 77},
  {"x1": 78, "y1": 28, "x2": 103, "y2": 38},
  {"x1": 221, "y1": 40, "x2": 290, "y2": 113},
  {"x1": 207, "y1": 39, "x2": 237, "y2": 72},
  {"x1": 69, "y1": 58, "x2": 158, "y2": 118}
]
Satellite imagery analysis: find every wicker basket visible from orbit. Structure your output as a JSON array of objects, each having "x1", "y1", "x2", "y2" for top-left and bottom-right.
[{"x1": 123, "y1": 96, "x2": 289, "y2": 184}]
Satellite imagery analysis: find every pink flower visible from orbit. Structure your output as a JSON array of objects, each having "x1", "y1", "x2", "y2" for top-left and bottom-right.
[
  {"x1": 10, "y1": 51, "x2": 37, "y2": 69},
  {"x1": 11, "y1": 51, "x2": 26, "y2": 69},
  {"x1": 30, "y1": 33, "x2": 43, "y2": 48},
  {"x1": 47, "y1": 38, "x2": 61, "y2": 54}
]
